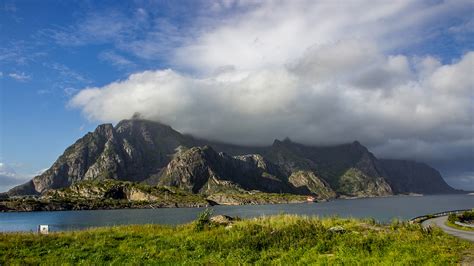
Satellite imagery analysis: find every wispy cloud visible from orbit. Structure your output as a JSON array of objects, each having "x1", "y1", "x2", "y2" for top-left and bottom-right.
[
  {"x1": 99, "y1": 50, "x2": 135, "y2": 68},
  {"x1": 45, "y1": 62, "x2": 89, "y2": 84},
  {"x1": 8, "y1": 72, "x2": 30, "y2": 81},
  {"x1": 1, "y1": 1, "x2": 17, "y2": 12},
  {"x1": 43, "y1": 7, "x2": 192, "y2": 63},
  {"x1": 45, "y1": 10, "x2": 144, "y2": 46},
  {"x1": 449, "y1": 18, "x2": 474, "y2": 34},
  {"x1": 37, "y1": 89, "x2": 52, "y2": 95},
  {"x1": 0, "y1": 42, "x2": 47, "y2": 66},
  {"x1": 63, "y1": 87, "x2": 78, "y2": 96},
  {"x1": 39, "y1": 63, "x2": 91, "y2": 96}
]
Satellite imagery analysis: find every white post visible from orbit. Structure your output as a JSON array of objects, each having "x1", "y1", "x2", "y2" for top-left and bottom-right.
[{"x1": 39, "y1": 225, "x2": 49, "y2": 235}]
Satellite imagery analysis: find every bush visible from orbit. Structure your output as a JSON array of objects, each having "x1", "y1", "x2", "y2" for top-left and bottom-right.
[
  {"x1": 195, "y1": 208, "x2": 213, "y2": 231},
  {"x1": 459, "y1": 211, "x2": 474, "y2": 223},
  {"x1": 448, "y1": 213, "x2": 458, "y2": 223}
]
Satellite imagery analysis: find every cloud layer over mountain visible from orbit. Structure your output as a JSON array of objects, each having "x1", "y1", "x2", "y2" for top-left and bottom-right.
[{"x1": 69, "y1": 1, "x2": 474, "y2": 189}]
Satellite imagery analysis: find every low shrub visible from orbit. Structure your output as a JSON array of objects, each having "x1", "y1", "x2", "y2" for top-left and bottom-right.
[
  {"x1": 448, "y1": 213, "x2": 458, "y2": 223},
  {"x1": 459, "y1": 210, "x2": 474, "y2": 223},
  {"x1": 195, "y1": 208, "x2": 213, "y2": 231}
]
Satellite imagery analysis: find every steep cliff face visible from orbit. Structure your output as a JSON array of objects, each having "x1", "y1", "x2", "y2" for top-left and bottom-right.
[
  {"x1": 8, "y1": 119, "x2": 195, "y2": 196},
  {"x1": 288, "y1": 171, "x2": 336, "y2": 199},
  {"x1": 264, "y1": 139, "x2": 392, "y2": 197},
  {"x1": 156, "y1": 146, "x2": 293, "y2": 194},
  {"x1": 379, "y1": 159, "x2": 458, "y2": 194},
  {"x1": 11, "y1": 124, "x2": 119, "y2": 195}
]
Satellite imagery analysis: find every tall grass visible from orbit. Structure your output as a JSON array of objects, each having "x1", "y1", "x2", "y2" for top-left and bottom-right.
[{"x1": 0, "y1": 214, "x2": 471, "y2": 264}]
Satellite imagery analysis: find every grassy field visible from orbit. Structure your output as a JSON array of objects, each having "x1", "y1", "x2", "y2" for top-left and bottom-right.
[
  {"x1": 1, "y1": 214, "x2": 472, "y2": 265},
  {"x1": 446, "y1": 220, "x2": 474, "y2": 232}
]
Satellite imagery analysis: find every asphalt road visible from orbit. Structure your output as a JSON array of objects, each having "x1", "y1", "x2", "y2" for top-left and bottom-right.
[{"x1": 422, "y1": 216, "x2": 474, "y2": 242}]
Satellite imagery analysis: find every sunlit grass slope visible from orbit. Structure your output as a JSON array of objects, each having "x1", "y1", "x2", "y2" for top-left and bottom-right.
[{"x1": 1, "y1": 214, "x2": 472, "y2": 264}]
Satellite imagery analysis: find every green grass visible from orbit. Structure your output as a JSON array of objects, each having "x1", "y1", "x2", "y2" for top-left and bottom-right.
[
  {"x1": 446, "y1": 220, "x2": 474, "y2": 232},
  {"x1": 1, "y1": 214, "x2": 472, "y2": 265}
]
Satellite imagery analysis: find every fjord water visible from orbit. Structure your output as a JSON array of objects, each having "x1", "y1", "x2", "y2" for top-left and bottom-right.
[{"x1": 1, "y1": 194, "x2": 472, "y2": 232}]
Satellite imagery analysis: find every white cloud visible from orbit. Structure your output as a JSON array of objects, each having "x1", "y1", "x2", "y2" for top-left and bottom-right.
[
  {"x1": 8, "y1": 72, "x2": 30, "y2": 81},
  {"x1": 71, "y1": 49, "x2": 474, "y2": 159},
  {"x1": 172, "y1": 0, "x2": 472, "y2": 74},
  {"x1": 0, "y1": 163, "x2": 16, "y2": 178}
]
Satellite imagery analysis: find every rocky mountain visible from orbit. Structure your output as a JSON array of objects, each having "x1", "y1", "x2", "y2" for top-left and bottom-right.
[
  {"x1": 155, "y1": 146, "x2": 294, "y2": 194},
  {"x1": 5, "y1": 118, "x2": 460, "y2": 200},
  {"x1": 380, "y1": 159, "x2": 458, "y2": 194},
  {"x1": 8, "y1": 120, "x2": 195, "y2": 195},
  {"x1": 261, "y1": 139, "x2": 392, "y2": 197}
]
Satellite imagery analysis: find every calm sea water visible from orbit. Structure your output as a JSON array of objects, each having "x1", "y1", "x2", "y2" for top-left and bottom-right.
[{"x1": 0, "y1": 194, "x2": 472, "y2": 232}]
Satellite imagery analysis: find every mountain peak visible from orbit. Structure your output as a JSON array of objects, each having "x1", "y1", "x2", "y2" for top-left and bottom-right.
[
  {"x1": 352, "y1": 140, "x2": 361, "y2": 146},
  {"x1": 115, "y1": 118, "x2": 172, "y2": 130},
  {"x1": 93, "y1": 123, "x2": 115, "y2": 138},
  {"x1": 272, "y1": 137, "x2": 293, "y2": 147}
]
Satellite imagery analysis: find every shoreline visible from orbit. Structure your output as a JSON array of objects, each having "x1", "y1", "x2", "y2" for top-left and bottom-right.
[
  {"x1": 1, "y1": 192, "x2": 470, "y2": 214},
  {"x1": 0, "y1": 198, "x2": 309, "y2": 213}
]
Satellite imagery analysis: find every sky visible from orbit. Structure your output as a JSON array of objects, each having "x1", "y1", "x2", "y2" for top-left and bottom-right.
[{"x1": 0, "y1": 0, "x2": 473, "y2": 192}]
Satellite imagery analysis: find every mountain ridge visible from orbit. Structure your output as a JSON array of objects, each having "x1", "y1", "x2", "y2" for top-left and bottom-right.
[{"x1": 5, "y1": 118, "x2": 461, "y2": 199}]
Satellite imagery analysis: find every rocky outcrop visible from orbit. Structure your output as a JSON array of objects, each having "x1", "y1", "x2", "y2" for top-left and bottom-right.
[
  {"x1": 157, "y1": 146, "x2": 294, "y2": 195},
  {"x1": 379, "y1": 159, "x2": 459, "y2": 194},
  {"x1": 209, "y1": 215, "x2": 236, "y2": 225},
  {"x1": 42, "y1": 180, "x2": 191, "y2": 203},
  {"x1": 288, "y1": 171, "x2": 336, "y2": 199}
]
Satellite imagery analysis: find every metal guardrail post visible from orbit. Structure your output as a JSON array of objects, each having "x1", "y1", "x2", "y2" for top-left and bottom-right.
[{"x1": 409, "y1": 209, "x2": 473, "y2": 223}]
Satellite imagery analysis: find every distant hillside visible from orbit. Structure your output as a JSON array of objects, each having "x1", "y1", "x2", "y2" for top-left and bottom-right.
[
  {"x1": 380, "y1": 159, "x2": 459, "y2": 194},
  {"x1": 5, "y1": 119, "x2": 461, "y2": 200}
]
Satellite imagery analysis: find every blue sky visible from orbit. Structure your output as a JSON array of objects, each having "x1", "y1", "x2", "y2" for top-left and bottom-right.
[
  {"x1": 1, "y1": 0, "x2": 201, "y2": 179},
  {"x1": 1, "y1": 0, "x2": 473, "y2": 192}
]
